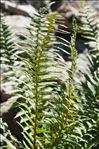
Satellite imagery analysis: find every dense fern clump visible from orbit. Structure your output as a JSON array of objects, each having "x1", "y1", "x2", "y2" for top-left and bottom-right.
[
  {"x1": 77, "y1": 5, "x2": 99, "y2": 148},
  {"x1": 0, "y1": 4, "x2": 99, "y2": 149}
]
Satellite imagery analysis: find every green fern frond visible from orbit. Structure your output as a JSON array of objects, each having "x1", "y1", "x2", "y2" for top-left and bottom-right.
[
  {"x1": 0, "y1": 15, "x2": 16, "y2": 72},
  {"x1": 77, "y1": 52, "x2": 99, "y2": 148},
  {"x1": 44, "y1": 18, "x2": 80, "y2": 149},
  {"x1": 77, "y1": 5, "x2": 99, "y2": 148},
  {"x1": 0, "y1": 14, "x2": 20, "y2": 97},
  {"x1": 80, "y1": 5, "x2": 99, "y2": 52},
  {"x1": 78, "y1": 5, "x2": 99, "y2": 118},
  {"x1": 14, "y1": 7, "x2": 61, "y2": 149}
]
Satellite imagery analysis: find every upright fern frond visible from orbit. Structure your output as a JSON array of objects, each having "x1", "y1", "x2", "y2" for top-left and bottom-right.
[
  {"x1": 45, "y1": 18, "x2": 80, "y2": 149},
  {"x1": 14, "y1": 7, "x2": 61, "y2": 149}
]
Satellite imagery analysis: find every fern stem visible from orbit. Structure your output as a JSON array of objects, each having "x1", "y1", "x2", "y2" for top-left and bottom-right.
[
  {"x1": 33, "y1": 16, "x2": 41, "y2": 149},
  {"x1": 68, "y1": 18, "x2": 77, "y2": 99}
]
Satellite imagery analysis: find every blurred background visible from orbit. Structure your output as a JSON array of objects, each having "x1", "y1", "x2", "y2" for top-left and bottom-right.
[{"x1": 1, "y1": 0, "x2": 99, "y2": 35}]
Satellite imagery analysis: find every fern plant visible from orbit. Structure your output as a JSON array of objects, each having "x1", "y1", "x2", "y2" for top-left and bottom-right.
[
  {"x1": 1, "y1": 5, "x2": 79, "y2": 149},
  {"x1": 1, "y1": 4, "x2": 99, "y2": 149}
]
